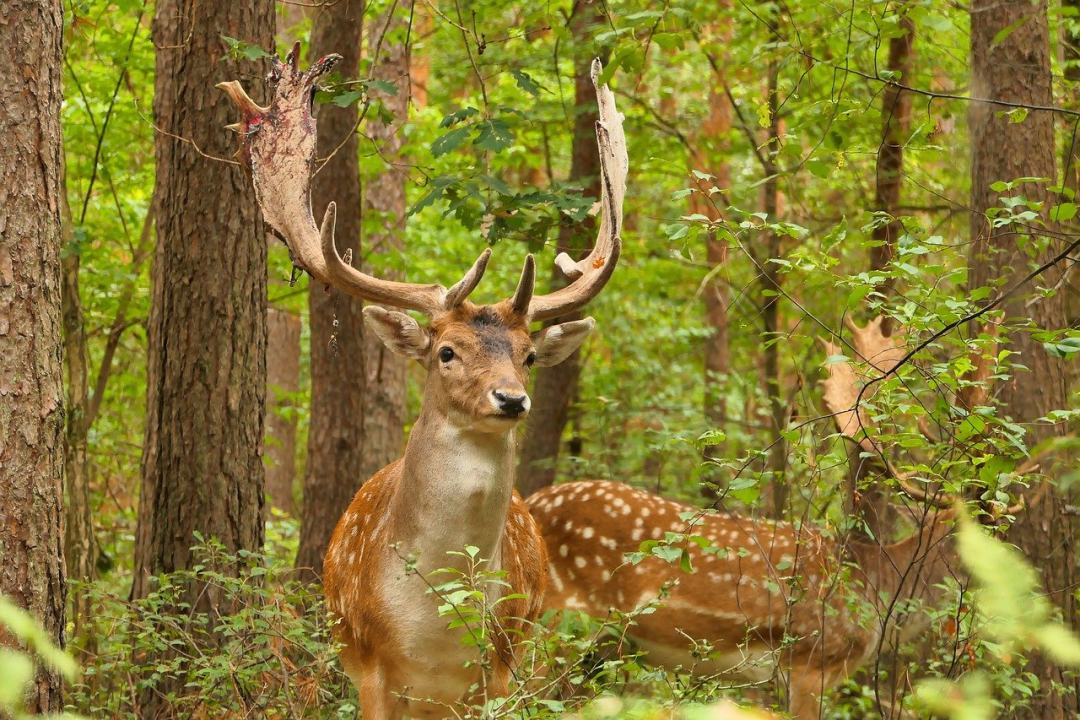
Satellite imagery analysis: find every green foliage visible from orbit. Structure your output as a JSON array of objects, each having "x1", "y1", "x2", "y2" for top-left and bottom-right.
[
  {"x1": 71, "y1": 535, "x2": 353, "y2": 718},
  {"x1": 60, "y1": 0, "x2": 1080, "y2": 716},
  {"x1": 0, "y1": 597, "x2": 83, "y2": 720}
]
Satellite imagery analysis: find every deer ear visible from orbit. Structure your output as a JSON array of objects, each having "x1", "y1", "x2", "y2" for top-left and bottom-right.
[
  {"x1": 363, "y1": 306, "x2": 430, "y2": 360},
  {"x1": 532, "y1": 317, "x2": 595, "y2": 367}
]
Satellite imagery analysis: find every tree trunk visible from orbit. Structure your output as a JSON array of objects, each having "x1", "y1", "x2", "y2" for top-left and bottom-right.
[
  {"x1": 694, "y1": 10, "x2": 732, "y2": 466},
  {"x1": 870, "y1": 10, "x2": 915, "y2": 282},
  {"x1": 760, "y1": 55, "x2": 788, "y2": 519},
  {"x1": 295, "y1": 0, "x2": 367, "y2": 577},
  {"x1": 60, "y1": 168, "x2": 96, "y2": 634},
  {"x1": 133, "y1": 0, "x2": 273, "y2": 601},
  {"x1": 359, "y1": 7, "x2": 409, "y2": 486},
  {"x1": 0, "y1": 0, "x2": 67, "y2": 711},
  {"x1": 1060, "y1": 0, "x2": 1080, "y2": 394},
  {"x1": 969, "y1": 1, "x2": 1077, "y2": 715},
  {"x1": 266, "y1": 308, "x2": 300, "y2": 517},
  {"x1": 516, "y1": 0, "x2": 604, "y2": 497},
  {"x1": 857, "y1": 7, "x2": 914, "y2": 537}
]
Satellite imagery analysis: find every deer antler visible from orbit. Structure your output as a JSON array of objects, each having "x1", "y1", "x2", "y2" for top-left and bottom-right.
[
  {"x1": 821, "y1": 319, "x2": 955, "y2": 509},
  {"x1": 526, "y1": 58, "x2": 628, "y2": 322},
  {"x1": 218, "y1": 42, "x2": 489, "y2": 315}
]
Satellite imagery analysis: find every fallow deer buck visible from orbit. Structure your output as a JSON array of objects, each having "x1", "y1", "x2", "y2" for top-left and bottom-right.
[
  {"x1": 526, "y1": 318, "x2": 982, "y2": 720},
  {"x1": 220, "y1": 46, "x2": 627, "y2": 718}
]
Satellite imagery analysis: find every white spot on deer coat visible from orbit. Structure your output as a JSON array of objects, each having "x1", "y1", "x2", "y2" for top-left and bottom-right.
[
  {"x1": 582, "y1": 526, "x2": 595, "y2": 539},
  {"x1": 575, "y1": 556, "x2": 587, "y2": 569}
]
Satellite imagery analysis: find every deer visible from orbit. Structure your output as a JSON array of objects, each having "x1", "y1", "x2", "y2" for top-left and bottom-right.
[
  {"x1": 524, "y1": 316, "x2": 1013, "y2": 719},
  {"x1": 219, "y1": 45, "x2": 627, "y2": 719},
  {"x1": 527, "y1": 481, "x2": 958, "y2": 719}
]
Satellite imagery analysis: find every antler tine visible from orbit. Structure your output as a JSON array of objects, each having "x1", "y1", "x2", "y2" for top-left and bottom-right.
[
  {"x1": 510, "y1": 255, "x2": 536, "y2": 315},
  {"x1": 528, "y1": 58, "x2": 628, "y2": 322},
  {"x1": 444, "y1": 248, "x2": 492, "y2": 309},
  {"x1": 219, "y1": 48, "x2": 452, "y2": 315}
]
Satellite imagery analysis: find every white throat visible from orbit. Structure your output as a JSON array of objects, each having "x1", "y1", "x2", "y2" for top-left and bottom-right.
[{"x1": 394, "y1": 412, "x2": 517, "y2": 572}]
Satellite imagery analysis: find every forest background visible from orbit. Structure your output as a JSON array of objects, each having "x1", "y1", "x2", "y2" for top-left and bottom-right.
[{"x1": 2, "y1": 0, "x2": 1080, "y2": 717}]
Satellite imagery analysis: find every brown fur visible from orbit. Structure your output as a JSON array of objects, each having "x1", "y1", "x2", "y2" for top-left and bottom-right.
[
  {"x1": 321, "y1": 301, "x2": 592, "y2": 720},
  {"x1": 527, "y1": 481, "x2": 957, "y2": 719}
]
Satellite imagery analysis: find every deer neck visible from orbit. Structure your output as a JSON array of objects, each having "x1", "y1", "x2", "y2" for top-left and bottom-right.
[
  {"x1": 391, "y1": 409, "x2": 517, "y2": 571},
  {"x1": 846, "y1": 512, "x2": 956, "y2": 609}
]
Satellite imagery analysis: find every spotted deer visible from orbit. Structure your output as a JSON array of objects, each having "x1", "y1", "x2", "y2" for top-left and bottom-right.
[
  {"x1": 524, "y1": 320, "x2": 973, "y2": 719},
  {"x1": 527, "y1": 481, "x2": 958, "y2": 719},
  {"x1": 220, "y1": 46, "x2": 626, "y2": 718}
]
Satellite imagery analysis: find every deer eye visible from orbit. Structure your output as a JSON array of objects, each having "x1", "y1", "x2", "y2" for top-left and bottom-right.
[
  {"x1": 525, "y1": 352, "x2": 537, "y2": 368},
  {"x1": 438, "y1": 347, "x2": 455, "y2": 363}
]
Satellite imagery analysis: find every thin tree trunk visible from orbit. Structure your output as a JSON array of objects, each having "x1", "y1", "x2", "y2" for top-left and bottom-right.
[
  {"x1": 694, "y1": 9, "x2": 732, "y2": 465},
  {"x1": 969, "y1": 1, "x2": 1077, "y2": 715},
  {"x1": 870, "y1": 10, "x2": 915, "y2": 282},
  {"x1": 0, "y1": 0, "x2": 67, "y2": 711},
  {"x1": 761, "y1": 55, "x2": 788, "y2": 519},
  {"x1": 60, "y1": 164, "x2": 96, "y2": 635},
  {"x1": 266, "y1": 308, "x2": 300, "y2": 517},
  {"x1": 857, "y1": 6, "x2": 914, "y2": 537},
  {"x1": 359, "y1": 7, "x2": 409, "y2": 486},
  {"x1": 516, "y1": 0, "x2": 604, "y2": 497},
  {"x1": 1060, "y1": 0, "x2": 1080, "y2": 395},
  {"x1": 134, "y1": 0, "x2": 273, "y2": 604},
  {"x1": 296, "y1": 0, "x2": 366, "y2": 577}
]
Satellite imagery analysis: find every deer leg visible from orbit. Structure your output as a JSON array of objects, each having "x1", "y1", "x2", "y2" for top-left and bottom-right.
[
  {"x1": 354, "y1": 660, "x2": 404, "y2": 720},
  {"x1": 789, "y1": 655, "x2": 856, "y2": 720}
]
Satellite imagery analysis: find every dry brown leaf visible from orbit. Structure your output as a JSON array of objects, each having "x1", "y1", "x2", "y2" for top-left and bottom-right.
[
  {"x1": 820, "y1": 338, "x2": 876, "y2": 450},
  {"x1": 844, "y1": 315, "x2": 907, "y2": 375}
]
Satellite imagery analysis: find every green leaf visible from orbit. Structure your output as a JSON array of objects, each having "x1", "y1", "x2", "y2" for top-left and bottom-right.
[
  {"x1": 0, "y1": 649, "x2": 34, "y2": 710},
  {"x1": 431, "y1": 126, "x2": 471, "y2": 157},
  {"x1": 368, "y1": 78, "x2": 397, "y2": 96},
  {"x1": 473, "y1": 119, "x2": 514, "y2": 154},
  {"x1": 1033, "y1": 624, "x2": 1080, "y2": 665},
  {"x1": 1050, "y1": 202, "x2": 1077, "y2": 222},
  {"x1": 440, "y1": 106, "x2": 479, "y2": 128},
  {"x1": 510, "y1": 69, "x2": 542, "y2": 96},
  {"x1": 330, "y1": 90, "x2": 364, "y2": 108},
  {"x1": 220, "y1": 35, "x2": 269, "y2": 61}
]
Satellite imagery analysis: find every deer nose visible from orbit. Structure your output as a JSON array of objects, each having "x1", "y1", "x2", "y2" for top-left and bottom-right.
[{"x1": 491, "y1": 389, "x2": 530, "y2": 417}]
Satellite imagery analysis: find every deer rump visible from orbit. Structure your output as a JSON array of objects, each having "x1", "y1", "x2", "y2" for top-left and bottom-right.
[{"x1": 527, "y1": 480, "x2": 958, "y2": 717}]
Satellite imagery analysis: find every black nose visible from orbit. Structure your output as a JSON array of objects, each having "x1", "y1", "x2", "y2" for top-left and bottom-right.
[{"x1": 492, "y1": 389, "x2": 528, "y2": 417}]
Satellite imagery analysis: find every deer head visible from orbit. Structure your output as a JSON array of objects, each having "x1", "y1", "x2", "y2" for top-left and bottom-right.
[{"x1": 219, "y1": 45, "x2": 627, "y2": 434}]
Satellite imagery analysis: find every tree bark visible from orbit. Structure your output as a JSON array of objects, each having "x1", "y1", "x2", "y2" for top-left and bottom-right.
[
  {"x1": 133, "y1": 0, "x2": 273, "y2": 601},
  {"x1": 760, "y1": 55, "x2": 788, "y2": 519},
  {"x1": 295, "y1": 0, "x2": 366, "y2": 577},
  {"x1": 0, "y1": 0, "x2": 67, "y2": 711},
  {"x1": 359, "y1": 8, "x2": 409, "y2": 487},
  {"x1": 60, "y1": 166, "x2": 96, "y2": 635},
  {"x1": 516, "y1": 0, "x2": 604, "y2": 497},
  {"x1": 266, "y1": 308, "x2": 300, "y2": 517},
  {"x1": 869, "y1": 10, "x2": 915, "y2": 282},
  {"x1": 969, "y1": 1, "x2": 1077, "y2": 715},
  {"x1": 694, "y1": 9, "x2": 732, "y2": 464},
  {"x1": 857, "y1": 6, "x2": 914, "y2": 537}
]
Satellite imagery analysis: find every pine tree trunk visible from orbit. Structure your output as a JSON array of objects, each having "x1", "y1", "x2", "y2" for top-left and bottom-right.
[
  {"x1": 133, "y1": 0, "x2": 273, "y2": 600},
  {"x1": 0, "y1": 0, "x2": 67, "y2": 711},
  {"x1": 295, "y1": 0, "x2": 366, "y2": 577},
  {"x1": 359, "y1": 8, "x2": 409, "y2": 486},
  {"x1": 695, "y1": 10, "x2": 732, "y2": 465},
  {"x1": 870, "y1": 10, "x2": 915, "y2": 281},
  {"x1": 857, "y1": 7, "x2": 914, "y2": 537},
  {"x1": 969, "y1": 1, "x2": 1077, "y2": 715},
  {"x1": 266, "y1": 308, "x2": 300, "y2": 517},
  {"x1": 516, "y1": 0, "x2": 603, "y2": 497}
]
